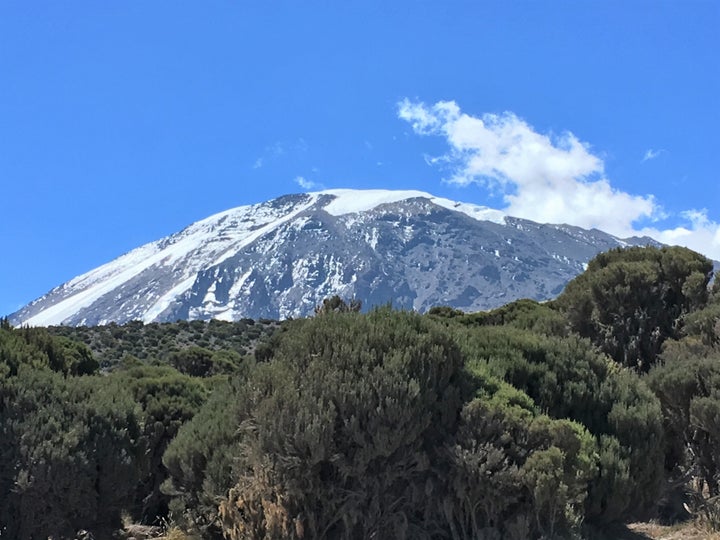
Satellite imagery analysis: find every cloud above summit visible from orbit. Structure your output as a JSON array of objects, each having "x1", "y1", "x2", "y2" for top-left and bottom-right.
[
  {"x1": 398, "y1": 99, "x2": 720, "y2": 259},
  {"x1": 294, "y1": 175, "x2": 322, "y2": 190}
]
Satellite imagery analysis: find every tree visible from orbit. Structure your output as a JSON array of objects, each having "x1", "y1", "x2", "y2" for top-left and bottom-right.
[
  {"x1": 454, "y1": 324, "x2": 665, "y2": 523},
  {"x1": 313, "y1": 295, "x2": 361, "y2": 315},
  {"x1": 0, "y1": 367, "x2": 142, "y2": 539},
  {"x1": 110, "y1": 365, "x2": 208, "y2": 523},
  {"x1": 217, "y1": 309, "x2": 465, "y2": 539},
  {"x1": 555, "y1": 246, "x2": 714, "y2": 372},
  {"x1": 648, "y1": 341, "x2": 720, "y2": 498}
]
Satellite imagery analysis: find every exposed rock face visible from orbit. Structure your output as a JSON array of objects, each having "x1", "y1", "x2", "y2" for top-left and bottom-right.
[{"x1": 11, "y1": 189, "x2": 658, "y2": 326}]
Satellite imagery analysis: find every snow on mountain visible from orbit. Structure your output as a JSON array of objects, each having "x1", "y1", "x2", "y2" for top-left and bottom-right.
[
  {"x1": 319, "y1": 188, "x2": 506, "y2": 224},
  {"x1": 10, "y1": 189, "x2": 655, "y2": 327}
]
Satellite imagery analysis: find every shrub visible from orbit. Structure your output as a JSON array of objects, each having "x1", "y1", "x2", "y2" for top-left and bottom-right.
[
  {"x1": 555, "y1": 246, "x2": 714, "y2": 372},
  {"x1": 110, "y1": 365, "x2": 208, "y2": 523},
  {"x1": 0, "y1": 367, "x2": 142, "y2": 539},
  {"x1": 456, "y1": 324, "x2": 665, "y2": 523},
  {"x1": 648, "y1": 341, "x2": 720, "y2": 498}
]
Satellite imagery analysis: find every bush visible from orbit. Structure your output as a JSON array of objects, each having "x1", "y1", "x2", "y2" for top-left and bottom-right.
[
  {"x1": 555, "y1": 246, "x2": 714, "y2": 371},
  {"x1": 648, "y1": 341, "x2": 720, "y2": 498},
  {"x1": 110, "y1": 365, "x2": 208, "y2": 523},
  {"x1": 0, "y1": 367, "x2": 142, "y2": 539},
  {"x1": 0, "y1": 326, "x2": 98, "y2": 376},
  {"x1": 446, "y1": 396, "x2": 595, "y2": 539},
  {"x1": 216, "y1": 309, "x2": 465, "y2": 540},
  {"x1": 455, "y1": 324, "x2": 665, "y2": 523},
  {"x1": 166, "y1": 309, "x2": 636, "y2": 538},
  {"x1": 440, "y1": 298, "x2": 569, "y2": 337},
  {"x1": 162, "y1": 381, "x2": 242, "y2": 537}
]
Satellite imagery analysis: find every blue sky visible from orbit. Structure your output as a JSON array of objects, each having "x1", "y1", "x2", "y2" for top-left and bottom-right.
[{"x1": 1, "y1": 1, "x2": 718, "y2": 316}]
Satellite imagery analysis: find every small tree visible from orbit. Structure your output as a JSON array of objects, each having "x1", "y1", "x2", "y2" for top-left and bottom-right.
[
  {"x1": 313, "y1": 295, "x2": 361, "y2": 315},
  {"x1": 555, "y1": 246, "x2": 714, "y2": 372}
]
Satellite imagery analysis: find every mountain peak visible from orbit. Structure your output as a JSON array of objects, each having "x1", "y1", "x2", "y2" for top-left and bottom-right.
[
  {"x1": 11, "y1": 189, "x2": 650, "y2": 327},
  {"x1": 314, "y1": 188, "x2": 507, "y2": 224}
]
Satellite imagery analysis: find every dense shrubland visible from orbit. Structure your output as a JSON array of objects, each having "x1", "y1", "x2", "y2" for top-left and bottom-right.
[{"x1": 0, "y1": 246, "x2": 718, "y2": 539}]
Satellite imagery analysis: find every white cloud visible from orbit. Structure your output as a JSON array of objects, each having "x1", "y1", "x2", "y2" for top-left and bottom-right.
[
  {"x1": 294, "y1": 176, "x2": 321, "y2": 190},
  {"x1": 641, "y1": 209, "x2": 720, "y2": 260},
  {"x1": 642, "y1": 148, "x2": 663, "y2": 162},
  {"x1": 398, "y1": 99, "x2": 720, "y2": 260}
]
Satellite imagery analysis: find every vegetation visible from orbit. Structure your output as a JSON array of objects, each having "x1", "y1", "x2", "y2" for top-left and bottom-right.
[
  {"x1": 45, "y1": 318, "x2": 278, "y2": 370},
  {"x1": 0, "y1": 245, "x2": 718, "y2": 539},
  {"x1": 0, "y1": 321, "x2": 234, "y2": 538},
  {"x1": 554, "y1": 246, "x2": 714, "y2": 372}
]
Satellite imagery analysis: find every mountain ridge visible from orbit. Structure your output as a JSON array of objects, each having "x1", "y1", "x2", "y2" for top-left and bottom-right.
[{"x1": 10, "y1": 189, "x2": 660, "y2": 326}]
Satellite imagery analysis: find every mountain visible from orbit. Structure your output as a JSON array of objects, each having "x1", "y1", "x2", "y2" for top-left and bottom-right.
[{"x1": 10, "y1": 189, "x2": 659, "y2": 326}]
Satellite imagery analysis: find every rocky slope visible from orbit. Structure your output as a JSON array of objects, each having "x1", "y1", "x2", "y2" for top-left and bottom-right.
[{"x1": 11, "y1": 189, "x2": 658, "y2": 326}]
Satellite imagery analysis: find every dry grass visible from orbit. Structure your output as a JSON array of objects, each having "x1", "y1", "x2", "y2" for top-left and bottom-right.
[
  {"x1": 155, "y1": 526, "x2": 201, "y2": 540},
  {"x1": 121, "y1": 516, "x2": 720, "y2": 540},
  {"x1": 627, "y1": 521, "x2": 720, "y2": 540}
]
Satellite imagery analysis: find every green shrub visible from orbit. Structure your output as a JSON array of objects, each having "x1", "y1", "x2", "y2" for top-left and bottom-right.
[
  {"x1": 648, "y1": 341, "x2": 720, "y2": 497},
  {"x1": 162, "y1": 381, "x2": 242, "y2": 537},
  {"x1": 110, "y1": 365, "x2": 208, "y2": 523},
  {"x1": 216, "y1": 309, "x2": 465, "y2": 540},
  {"x1": 456, "y1": 325, "x2": 665, "y2": 523},
  {"x1": 555, "y1": 246, "x2": 714, "y2": 371},
  {"x1": 447, "y1": 397, "x2": 595, "y2": 539},
  {"x1": 0, "y1": 367, "x2": 141, "y2": 539},
  {"x1": 166, "y1": 309, "x2": 619, "y2": 539}
]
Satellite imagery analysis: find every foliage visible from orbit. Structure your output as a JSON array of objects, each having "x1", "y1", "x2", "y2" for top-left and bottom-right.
[
  {"x1": 162, "y1": 381, "x2": 244, "y2": 537},
  {"x1": 0, "y1": 367, "x2": 142, "y2": 539},
  {"x1": 167, "y1": 310, "x2": 614, "y2": 538},
  {"x1": 437, "y1": 298, "x2": 569, "y2": 337},
  {"x1": 0, "y1": 325, "x2": 98, "y2": 376},
  {"x1": 0, "y1": 324, "x2": 209, "y2": 537},
  {"x1": 313, "y1": 294, "x2": 362, "y2": 315},
  {"x1": 446, "y1": 397, "x2": 596, "y2": 539},
  {"x1": 46, "y1": 318, "x2": 278, "y2": 370},
  {"x1": 426, "y1": 305, "x2": 465, "y2": 319},
  {"x1": 555, "y1": 246, "x2": 714, "y2": 371},
  {"x1": 168, "y1": 346, "x2": 246, "y2": 377},
  {"x1": 214, "y1": 310, "x2": 466, "y2": 539},
  {"x1": 648, "y1": 340, "x2": 720, "y2": 498},
  {"x1": 683, "y1": 299, "x2": 720, "y2": 347},
  {"x1": 110, "y1": 365, "x2": 209, "y2": 523},
  {"x1": 455, "y1": 324, "x2": 665, "y2": 523},
  {"x1": 5, "y1": 248, "x2": 717, "y2": 538}
]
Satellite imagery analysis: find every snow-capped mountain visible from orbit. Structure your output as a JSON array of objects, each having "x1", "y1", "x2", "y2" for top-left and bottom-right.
[{"x1": 10, "y1": 189, "x2": 658, "y2": 326}]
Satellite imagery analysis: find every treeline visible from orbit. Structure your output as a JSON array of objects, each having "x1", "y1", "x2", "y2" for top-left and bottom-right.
[{"x1": 0, "y1": 245, "x2": 718, "y2": 539}]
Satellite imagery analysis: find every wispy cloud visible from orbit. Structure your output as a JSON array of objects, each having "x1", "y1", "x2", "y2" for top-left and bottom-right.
[
  {"x1": 642, "y1": 148, "x2": 664, "y2": 162},
  {"x1": 398, "y1": 98, "x2": 720, "y2": 259},
  {"x1": 252, "y1": 139, "x2": 307, "y2": 169},
  {"x1": 294, "y1": 175, "x2": 322, "y2": 191}
]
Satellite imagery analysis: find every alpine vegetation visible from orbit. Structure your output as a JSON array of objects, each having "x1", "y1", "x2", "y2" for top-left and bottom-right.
[{"x1": 1, "y1": 245, "x2": 718, "y2": 539}]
